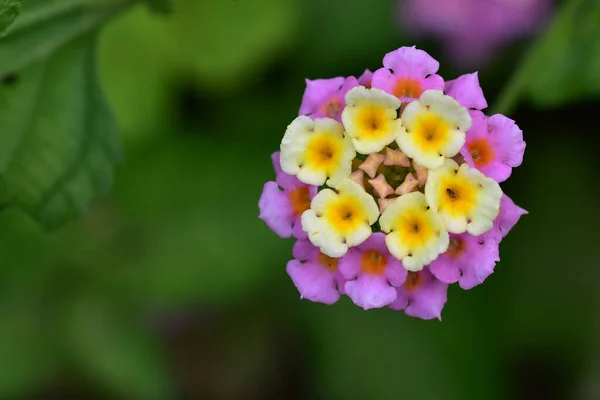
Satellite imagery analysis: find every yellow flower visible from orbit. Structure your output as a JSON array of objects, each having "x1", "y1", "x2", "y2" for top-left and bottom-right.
[
  {"x1": 397, "y1": 90, "x2": 471, "y2": 169},
  {"x1": 302, "y1": 179, "x2": 379, "y2": 257},
  {"x1": 380, "y1": 192, "x2": 449, "y2": 271},
  {"x1": 342, "y1": 86, "x2": 404, "y2": 154},
  {"x1": 425, "y1": 159, "x2": 502, "y2": 235},
  {"x1": 280, "y1": 116, "x2": 355, "y2": 186}
]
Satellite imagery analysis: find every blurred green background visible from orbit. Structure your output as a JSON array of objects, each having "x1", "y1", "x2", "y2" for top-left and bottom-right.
[{"x1": 1, "y1": 0, "x2": 600, "y2": 399}]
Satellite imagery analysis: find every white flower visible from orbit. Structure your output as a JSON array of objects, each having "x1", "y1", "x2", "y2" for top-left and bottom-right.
[
  {"x1": 280, "y1": 116, "x2": 355, "y2": 186},
  {"x1": 397, "y1": 90, "x2": 471, "y2": 169},
  {"x1": 425, "y1": 159, "x2": 502, "y2": 235},
  {"x1": 302, "y1": 179, "x2": 379, "y2": 257},
  {"x1": 342, "y1": 86, "x2": 404, "y2": 154},
  {"x1": 379, "y1": 192, "x2": 449, "y2": 271}
]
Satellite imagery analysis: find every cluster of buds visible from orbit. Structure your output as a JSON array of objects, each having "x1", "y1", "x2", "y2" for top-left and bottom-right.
[{"x1": 259, "y1": 46, "x2": 527, "y2": 320}]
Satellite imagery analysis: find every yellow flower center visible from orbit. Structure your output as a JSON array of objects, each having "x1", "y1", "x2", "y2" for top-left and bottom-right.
[
  {"x1": 396, "y1": 209, "x2": 435, "y2": 250},
  {"x1": 288, "y1": 186, "x2": 311, "y2": 217},
  {"x1": 318, "y1": 253, "x2": 339, "y2": 271},
  {"x1": 393, "y1": 78, "x2": 422, "y2": 99},
  {"x1": 467, "y1": 138, "x2": 495, "y2": 167},
  {"x1": 439, "y1": 175, "x2": 477, "y2": 216},
  {"x1": 414, "y1": 114, "x2": 451, "y2": 151},
  {"x1": 403, "y1": 271, "x2": 423, "y2": 292},
  {"x1": 360, "y1": 250, "x2": 388, "y2": 276},
  {"x1": 446, "y1": 237, "x2": 466, "y2": 259},
  {"x1": 356, "y1": 106, "x2": 391, "y2": 139},
  {"x1": 325, "y1": 197, "x2": 366, "y2": 234},
  {"x1": 306, "y1": 135, "x2": 341, "y2": 169}
]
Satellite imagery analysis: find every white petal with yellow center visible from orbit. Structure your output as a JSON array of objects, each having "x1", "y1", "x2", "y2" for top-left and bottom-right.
[
  {"x1": 397, "y1": 90, "x2": 471, "y2": 169},
  {"x1": 380, "y1": 192, "x2": 449, "y2": 271},
  {"x1": 342, "y1": 86, "x2": 404, "y2": 154},
  {"x1": 425, "y1": 159, "x2": 502, "y2": 235},
  {"x1": 301, "y1": 179, "x2": 379, "y2": 258},
  {"x1": 280, "y1": 116, "x2": 355, "y2": 186}
]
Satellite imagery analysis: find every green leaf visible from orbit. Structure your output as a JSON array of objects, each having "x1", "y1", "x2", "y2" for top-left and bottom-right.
[
  {"x1": 495, "y1": 0, "x2": 600, "y2": 114},
  {"x1": 66, "y1": 294, "x2": 174, "y2": 400},
  {"x1": 0, "y1": 0, "x2": 126, "y2": 229},
  {"x1": 0, "y1": 0, "x2": 21, "y2": 35},
  {"x1": 145, "y1": 0, "x2": 172, "y2": 14}
]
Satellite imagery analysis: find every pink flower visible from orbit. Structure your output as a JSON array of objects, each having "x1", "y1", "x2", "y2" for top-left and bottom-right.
[
  {"x1": 401, "y1": 0, "x2": 553, "y2": 67},
  {"x1": 490, "y1": 194, "x2": 528, "y2": 241},
  {"x1": 299, "y1": 76, "x2": 359, "y2": 122},
  {"x1": 429, "y1": 232, "x2": 500, "y2": 290},
  {"x1": 444, "y1": 73, "x2": 487, "y2": 112},
  {"x1": 389, "y1": 268, "x2": 448, "y2": 320},
  {"x1": 286, "y1": 240, "x2": 346, "y2": 305},
  {"x1": 461, "y1": 113, "x2": 526, "y2": 182},
  {"x1": 338, "y1": 233, "x2": 407, "y2": 310},
  {"x1": 259, "y1": 152, "x2": 317, "y2": 239},
  {"x1": 371, "y1": 46, "x2": 444, "y2": 102}
]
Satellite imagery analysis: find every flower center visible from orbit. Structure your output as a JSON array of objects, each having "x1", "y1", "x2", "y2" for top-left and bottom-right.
[
  {"x1": 403, "y1": 271, "x2": 423, "y2": 292},
  {"x1": 446, "y1": 237, "x2": 466, "y2": 258},
  {"x1": 356, "y1": 106, "x2": 390, "y2": 138},
  {"x1": 321, "y1": 98, "x2": 343, "y2": 119},
  {"x1": 467, "y1": 138, "x2": 495, "y2": 167},
  {"x1": 318, "y1": 253, "x2": 339, "y2": 271},
  {"x1": 440, "y1": 177, "x2": 477, "y2": 215},
  {"x1": 398, "y1": 210, "x2": 434, "y2": 248},
  {"x1": 360, "y1": 250, "x2": 388, "y2": 275},
  {"x1": 414, "y1": 115, "x2": 450, "y2": 151},
  {"x1": 288, "y1": 186, "x2": 311, "y2": 217},
  {"x1": 325, "y1": 198, "x2": 365, "y2": 233},
  {"x1": 306, "y1": 135, "x2": 340, "y2": 168},
  {"x1": 393, "y1": 78, "x2": 422, "y2": 99}
]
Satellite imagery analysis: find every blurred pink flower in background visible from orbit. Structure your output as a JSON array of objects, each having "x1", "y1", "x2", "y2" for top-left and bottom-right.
[{"x1": 400, "y1": 0, "x2": 553, "y2": 67}]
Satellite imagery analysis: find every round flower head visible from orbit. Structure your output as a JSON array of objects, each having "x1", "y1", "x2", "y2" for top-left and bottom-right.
[
  {"x1": 338, "y1": 233, "x2": 407, "y2": 310},
  {"x1": 341, "y1": 86, "x2": 404, "y2": 154},
  {"x1": 397, "y1": 90, "x2": 471, "y2": 169},
  {"x1": 259, "y1": 152, "x2": 318, "y2": 239},
  {"x1": 490, "y1": 194, "x2": 528, "y2": 241},
  {"x1": 389, "y1": 268, "x2": 448, "y2": 320},
  {"x1": 429, "y1": 232, "x2": 499, "y2": 290},
  {"x1": 302, "y1": 179, "x2": 379, "y2": 258},
  {"x1": 461, "y1": 113, "x2": 526, "y2": 183},
  {"x1": 286, "y1": 240, "x2": 346, "y2": 305},
  {"x1": 379, "y1": 192, "x2": 449, "y2": 271},
  {"x1": 371, "y1": 46, "x2": 444, "y2": 102},
  {"x1": 444, "y1": 73, "x2": 487, "y2": 112},
  {"x1": 280, "y1": 116, "x2": 355, "y2": 187},
  {"x1": 299, "y1": 76, "x2": 359, "y2": 122},
  {"x1": 426, "y1": 159, "x2": 502, "y2": 235}
]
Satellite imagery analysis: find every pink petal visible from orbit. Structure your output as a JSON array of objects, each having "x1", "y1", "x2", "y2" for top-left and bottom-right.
[
  {"x1": 258, "y1": 181, "x2": 294, "y2": 238},
  {"x1": 358, "y1": 69, "x2": 373, "y2": 88},
  {"x1": 444, "y1": 72, "x2": 487, "y2": 110},
  {"x1": 344, "y1": 275, "x2": 398, "y2": 310},
  {"x1": 293, "y1": 239, "x2": 321, "y2": 261},
  {"x1": 382, "y1": 46, "x2": 440, "y2": 77},
  {"x1": 286, "y1": 260, "x2": 341, "y2": 305},
  {"x1": 299, "y1": 76, "x2": 358, "y2": 121},
  {"x1": 491, "y1": 195, "x2": 528, "y2": 241}
]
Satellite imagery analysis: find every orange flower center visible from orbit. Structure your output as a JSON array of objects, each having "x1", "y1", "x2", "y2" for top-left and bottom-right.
[
  {"x1": 360, "y1": 250, "x2": 388, "y2": 275},
  {"x1": 446, "y1": 238, "x2": 466, "y2": 259},
  {"x1": 321, "y1": 98, "x2": 343, "y2": 118},
  {"x1": 288, "y1": 186, "x2": 311, "y2": 217},
  {"x1": 318, "y1": 253, "x2": 339, "y2": 271},
  {"x1": 403, "y1": 271, "x2": 423, "y2": 292},
  {"x1": 467, "y1": 138, "x2": 495, "y2": 167},
  {"x1": 393, "y1": 78, "x2": 422, "y2": 99}
]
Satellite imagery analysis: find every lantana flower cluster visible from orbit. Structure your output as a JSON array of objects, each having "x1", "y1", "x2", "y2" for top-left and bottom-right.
[{"x1": 259, "y1": 46, "x2": 527, "y2": 320}]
